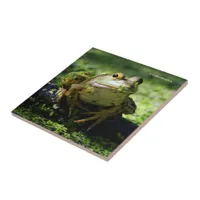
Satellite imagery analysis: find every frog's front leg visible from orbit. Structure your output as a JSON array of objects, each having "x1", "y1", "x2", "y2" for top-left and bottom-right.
[
  {"x1": 56, "y1": 87, "x2": 67, "y2": 102},
  {"x1": 66, "y1": 84, "x2": 88, "y2": 116},
  {"x1": 74, "y1": 98, "x2": 137, "y2": 130},
  {"x1": 122, "y1": 97, "x2": 137, "y2": 114}
]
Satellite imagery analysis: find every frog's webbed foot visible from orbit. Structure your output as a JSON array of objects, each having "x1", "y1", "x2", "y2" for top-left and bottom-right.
[
  {"x1": 74, "y1": 114, "x2": 107, "y2": 131},
  {"x1": 74, "y1": 106, "x2": 124, "y2": 131}
]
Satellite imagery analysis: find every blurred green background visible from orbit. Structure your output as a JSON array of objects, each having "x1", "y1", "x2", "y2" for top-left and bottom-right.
[
  {"x1": 13, "y1": 48, "x2": 186, "y2": 157},
  {"x1": 52, "y1": 48, "x2": 186, "y2": 125}
]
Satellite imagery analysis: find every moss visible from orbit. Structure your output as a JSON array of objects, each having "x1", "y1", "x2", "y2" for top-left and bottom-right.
[{"x1": 13, "y1": 107, "x2": 117, "y2": 157}]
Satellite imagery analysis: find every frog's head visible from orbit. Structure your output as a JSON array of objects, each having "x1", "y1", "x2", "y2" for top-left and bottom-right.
[
  {"x1": 91, "y1": 72, "x2": 143, "y2": 94},
  {"x1": 112, "y1": 72, "x2": 143, "y2": 88}
]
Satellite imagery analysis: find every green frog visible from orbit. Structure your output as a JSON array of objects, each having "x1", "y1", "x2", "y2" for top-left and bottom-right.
[{"x1": 65, "y1": 72, "x2": 143, "y2": 130}]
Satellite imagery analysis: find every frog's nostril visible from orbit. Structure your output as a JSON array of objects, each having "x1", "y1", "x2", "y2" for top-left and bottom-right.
[{"x1": 138, "y1": 78, "x2": 143, "y2": 85}]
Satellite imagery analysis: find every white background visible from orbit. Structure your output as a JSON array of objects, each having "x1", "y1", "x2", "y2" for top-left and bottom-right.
[{"x1": 0, "y1": 0, "x2": 200, "y2": 199}]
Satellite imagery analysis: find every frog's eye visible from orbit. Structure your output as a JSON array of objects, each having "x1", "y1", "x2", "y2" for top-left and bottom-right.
[
  {"x1": 113, "y1": 73, "x2": 119, "y2": 78},
  {"x1": 112, "y1": 73, "x2": 125, "y2": 80}
]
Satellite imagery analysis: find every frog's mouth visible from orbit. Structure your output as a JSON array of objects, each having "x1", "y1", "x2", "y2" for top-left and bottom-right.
[
  {"x1": 92, "y1": 82, "x2": 117, "y2": 89},
  {"x1": 128, "y1": 77, "x2": 143, "y2": 87}
]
